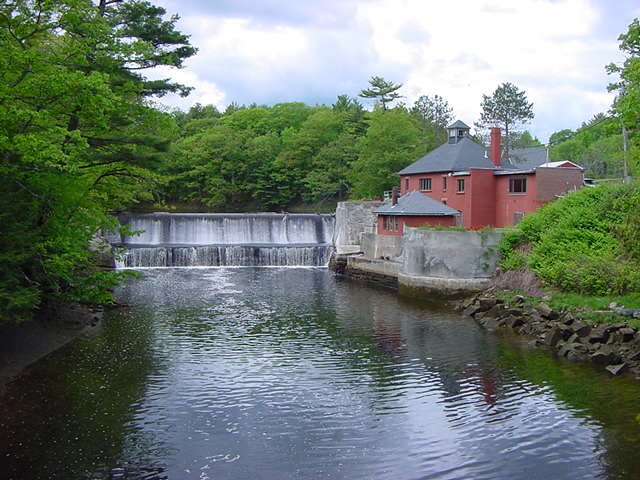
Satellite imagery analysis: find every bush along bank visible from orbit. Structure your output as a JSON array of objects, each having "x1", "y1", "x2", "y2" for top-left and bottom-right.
[{"x1": 460, "y1": 292, "x2": 640, "y2": 378}]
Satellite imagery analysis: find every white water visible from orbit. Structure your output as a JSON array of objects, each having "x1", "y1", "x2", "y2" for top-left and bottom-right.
[{"x1": 111, "y1": 213, "x2": 335, "y2": 267}]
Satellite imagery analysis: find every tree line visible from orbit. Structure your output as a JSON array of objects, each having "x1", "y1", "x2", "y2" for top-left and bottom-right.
[{"x1": 162, "y1": 93, "x2": 452, "y2": 211}]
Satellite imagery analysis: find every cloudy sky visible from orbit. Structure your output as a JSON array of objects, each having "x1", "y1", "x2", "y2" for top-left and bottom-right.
[{"x1": 148, "y1": 0, "x2": 640, "y2": 142}]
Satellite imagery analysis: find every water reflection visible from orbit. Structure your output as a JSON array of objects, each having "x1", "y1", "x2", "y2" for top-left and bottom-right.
[{"x1": 1, "y1": 268, "x2": 639, "y2": 479}]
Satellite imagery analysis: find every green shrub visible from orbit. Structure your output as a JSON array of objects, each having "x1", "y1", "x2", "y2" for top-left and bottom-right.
[{"x1": 499, "y1": 182, "x2": 640, "y2": 296}]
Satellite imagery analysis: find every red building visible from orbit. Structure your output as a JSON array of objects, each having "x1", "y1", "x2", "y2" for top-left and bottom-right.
[{"x1": 376, "y1": 120, "x2": 584, "y2": 234}]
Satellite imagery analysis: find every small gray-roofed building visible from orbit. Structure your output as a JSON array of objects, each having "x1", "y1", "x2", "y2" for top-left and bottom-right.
[
  {"x1": 374, "y1": 191, "x2": 460, "y2": 216},
  {"x1": 500, "y1": 146, "x2": 548, "y2": 171},
  {"x1": 398, "y1": 137, "x2": 495, "y2": 175}
]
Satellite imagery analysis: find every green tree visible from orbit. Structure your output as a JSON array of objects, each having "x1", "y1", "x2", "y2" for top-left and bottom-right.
[
  {"x1": 549, "y1": 129, "x2": 575, "y2": 146},
  {"x1": 511, "y1": 130, "x2": 543, "y2": 148},
  {"x1": 0, "y1": 0, "x2": 194, "y2": 323},
  {"x1": 608, "y1": 18, "x2": 640, "y2": 176},
  {"x1": 349, "y1": 109, "x2": 426, "y2": 198},
  {"x1": 359, "y1": 76, "x2": 403, "y2": 110},
  {"x1": 476, "y1": 82, "x2": 534, "y2": 160},
  {"x1": 411, "y1": 94, "x2": 453, "y2": 144},
  {"x1": 549, "y1": 114, "x2": 623, "y2": 178}
]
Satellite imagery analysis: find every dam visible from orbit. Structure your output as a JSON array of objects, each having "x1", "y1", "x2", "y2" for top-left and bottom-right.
[{"x1": 109, "y1": 213, "x2": 335, "y2": 267}]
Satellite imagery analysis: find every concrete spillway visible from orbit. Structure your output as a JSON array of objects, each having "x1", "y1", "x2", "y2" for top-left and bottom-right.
[{"x1": 109, "y1": 213, "x2": 335, "y2": 268}]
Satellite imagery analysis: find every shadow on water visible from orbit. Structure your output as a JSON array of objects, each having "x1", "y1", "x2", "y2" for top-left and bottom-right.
[
  {"x1": 0, "y1": 268, "x2": 639, "y2": 479},
  {"x1": 0, "y1": 309, "x2": 168, "y2": 479}
]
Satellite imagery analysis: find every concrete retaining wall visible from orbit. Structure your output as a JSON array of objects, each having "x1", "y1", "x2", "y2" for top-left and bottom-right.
[
  {"x1": 334, "y1": 201, "x2": 383, "y2": 254},
  {"x1": 361, "y1": 232, "x2": 403, "y2": 261},
  {"x1": 337, "y1": 227, "x2": 502, "y2": 298},
  {"x1": 402, "y1": 228, "x2": 501, "y2": 279}
]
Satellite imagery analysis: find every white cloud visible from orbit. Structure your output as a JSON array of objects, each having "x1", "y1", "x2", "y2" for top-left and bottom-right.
[
  {"x1": 355, "y1": 0, "x2": 618, "y2": 140},
  {"x1": 146, "y1": 67, "x2": 227, "y2": 111},
  {"x1": 149, "y1": 0, "x2": 630, "y2": 140}
]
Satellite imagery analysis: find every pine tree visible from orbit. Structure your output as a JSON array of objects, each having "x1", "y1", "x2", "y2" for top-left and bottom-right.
[
  {"x1": 476, "y1": 82, "x2": 534, "y2": 159},
  {"x1": 359, "y1": 76, "x2": 403, "y2": 110}
]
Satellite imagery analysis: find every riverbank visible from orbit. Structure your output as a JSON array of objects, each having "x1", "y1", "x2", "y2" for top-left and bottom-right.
[
  {"x1": 332, "y1": 254, "x2": 640, "y2": 379},
  {"x1": 458, "y1": 290, "x2": 640, "y2": 378},
  {"x1": 0, "y1": 303, "x2": 103, "y2": 394}
]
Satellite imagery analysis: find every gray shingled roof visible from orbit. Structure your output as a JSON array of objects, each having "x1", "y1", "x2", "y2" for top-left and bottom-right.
[
  {"x1": 398, "y1": 137, "x2": 495, "y2": 174},
  {"x1": 374, "y1": 191, "x2": 460, "y2": 216},
  {"x1": 500, "y1": 146, "x2": 547, "y2": 170},
  {"x1": 447, "y1": 120, "x2": 471, "y2": 129}
]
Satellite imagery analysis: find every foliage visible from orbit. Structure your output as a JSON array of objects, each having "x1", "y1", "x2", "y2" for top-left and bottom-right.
[
  {"x1": 0, "y1": 0, "x2": 194, "y2": 323},
  {"x1": 549, "y1": 114, "x2": 625, "y2": 178},
  {"x1": 475, "y1": 82, "x2": 534, "y2": 159},
  {"x1": 348, "y1": 108, "x2": 427, "y2": 198},
  {"x1": 358, "y1": 76, "x2": 403, "y2": 110},
  {"x1": 162, "y1": 97, "x2": 441, "y2": 208},
  {"x1": 411, "y1": 94, "x2": 453, "y2": 144},
  {"x1": 511, "y1": 130, "x2": 543, "y2": 148},
  {"x1": 499, "y1": 183, "x2": 640, "y2": 296},
  {"x1": 607, "y1": 17, "x2": 640, "y2": 176},
  {"x1": 163, "y1": 102, "x2": 362, "y2": 210}
]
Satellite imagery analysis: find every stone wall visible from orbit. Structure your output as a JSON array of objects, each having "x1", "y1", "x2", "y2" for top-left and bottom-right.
[{"x1": 334, "y1": 201, "x2": 384, "y2": 254}]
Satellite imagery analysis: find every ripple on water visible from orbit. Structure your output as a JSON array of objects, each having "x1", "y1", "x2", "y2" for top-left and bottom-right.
[{"x1": 2, "y1": 268, "x2": 639, "y2": 480}]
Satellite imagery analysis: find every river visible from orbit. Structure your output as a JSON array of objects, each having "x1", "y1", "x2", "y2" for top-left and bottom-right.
[{"x1": 2, "y1": 267, "x2": 640, "y2": 479}]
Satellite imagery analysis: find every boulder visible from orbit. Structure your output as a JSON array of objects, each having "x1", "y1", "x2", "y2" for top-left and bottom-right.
[
  {"x1": 605, "y1": 363, "x2": 627, "y2": 376},
  {"x1": 559, "y1": 342, "x2": 587, "y2": 360},
  {"x1": 590, "y1": 345, "x2": 622, "y2": 365},
  {"x1": 484, "y1": 304, "x2": 506, "y2": 319},
  {"x1": 508, "y1": 316, "x2": 525, "y2": 329},
  {"x1": 619, "y1": 327, "x2": 636, "y2": 342},
  {"x1": 604, "y1": 322, "x2": 628, "y2": 334},
  {"x1": 483, "y1": 318, "x2": 501, "y2": 331},
  {"x1": 463, "y1": 304, "x2": 483, "y2": 317},
  {"x1": 567, "y1": 349, "x2": 589, "y2": 363},
  {"x1": 570, "y1": 320, "x2": 591, "y2": 338},
  {"x1": 536, "y1": 303, "x2": 557, "y2": 319},
  {"x1": 587, "y1": 326, "x2": 609, "y2": 344},
  {"x1": 512, "y1": 295, "x2": 526, "y2": 304},
  {"x1": 544, "y1": 327, "x2": 564, "y2": 347},
  {"x1": 477, "y1": 297, "x2": 499, "y2": 311}
]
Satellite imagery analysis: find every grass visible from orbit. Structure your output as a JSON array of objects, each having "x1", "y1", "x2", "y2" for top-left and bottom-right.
[
  {"x1": 496, "y1": 289, "x2": 640, "y2": 328},
  {"x1": 549, "y1": 291, "x2": 640, "y2": 328}
]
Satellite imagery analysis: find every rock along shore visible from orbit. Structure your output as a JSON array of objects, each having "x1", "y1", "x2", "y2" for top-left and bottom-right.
[{"x1": 459, "y1": 293, "x2": 640, "y2": 378}]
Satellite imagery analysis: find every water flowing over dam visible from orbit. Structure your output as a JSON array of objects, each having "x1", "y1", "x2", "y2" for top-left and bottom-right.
[{"x1": 109, "y1": 213, "x2": 335, "y2": 267}]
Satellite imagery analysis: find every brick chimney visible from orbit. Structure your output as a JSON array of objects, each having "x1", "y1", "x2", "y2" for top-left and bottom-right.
[
  {"x1": 490, "y1": 127, "x2": 501, "y2": 167},
  {"x1": 391, "y1": 186, "x2": 399, "y2": 205}
]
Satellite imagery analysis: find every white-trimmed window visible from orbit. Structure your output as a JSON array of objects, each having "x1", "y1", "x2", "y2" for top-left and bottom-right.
[
  {"x1": 419, "y1": 178, "x2": 432, "y2": 191},
  {"x1": 457, "y1": 179, "x2": 465, "y2": 193},
  {"x1": 383, "y1": 216, "x2": 399, "y2": 232},
  {"x1": 509, "y1": 177, "x2": 527, "y2": 194},
  {"x1": 442, "y1": 176, "x2": 447, "y2": 192}
]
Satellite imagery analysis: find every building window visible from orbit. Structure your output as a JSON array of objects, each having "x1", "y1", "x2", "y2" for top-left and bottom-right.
[
  {"x1": 383, "y1": 216, "x2": 398, "y2": 232},
  {"x1": 419, "y1": 178, "x2": 432, "y2": 191},
  {"x1": 457, "y1": 179, "x2": 465, "y2": 193},
  {"x1": 404, "y1": 178, "x2": 409, "y2": 191},
  {"x1": 442, "y1": 176, "x2": 447, "y2": 192},
  {"x1": 509, "y1": 177, "x2": 527, "y2": 193}
]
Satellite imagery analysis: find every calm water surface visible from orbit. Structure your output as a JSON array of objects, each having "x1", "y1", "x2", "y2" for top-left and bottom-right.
[{"x1": 2, "y1": 268, "x2": 640, "y2": 479}]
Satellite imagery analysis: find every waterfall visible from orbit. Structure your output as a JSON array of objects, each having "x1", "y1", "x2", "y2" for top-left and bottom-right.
[{"x1": 110, "y1": 213, "x2": 335, "y2": 268}]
